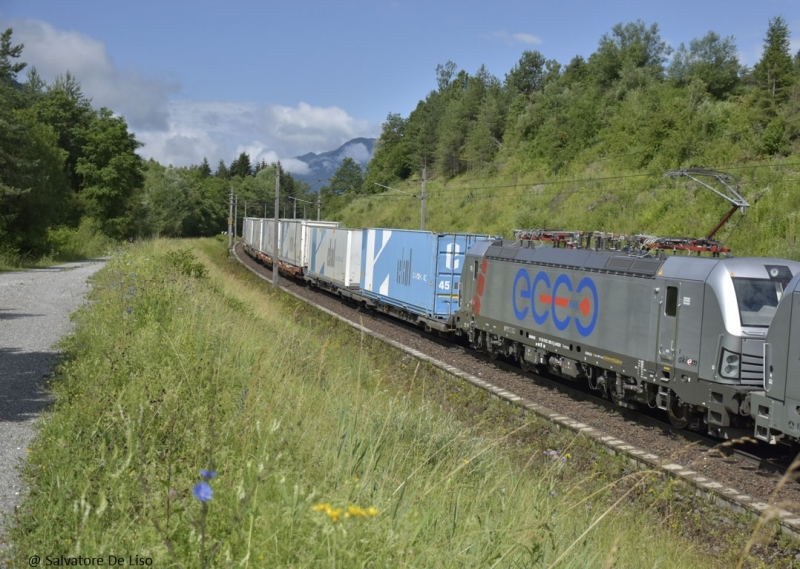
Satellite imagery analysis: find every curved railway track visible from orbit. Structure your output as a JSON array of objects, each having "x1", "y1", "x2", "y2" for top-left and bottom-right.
[{"x1": 232, "y1": 242, "x2": 800, "y2": 538}]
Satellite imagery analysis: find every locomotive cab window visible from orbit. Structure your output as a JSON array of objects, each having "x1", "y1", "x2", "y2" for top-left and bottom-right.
[
  {"x1": 732, "y1": 277, "x2": 789, "y2": 327},
  {"x1": 665, "y1": 286, "x2": 678, "y2": 317}
]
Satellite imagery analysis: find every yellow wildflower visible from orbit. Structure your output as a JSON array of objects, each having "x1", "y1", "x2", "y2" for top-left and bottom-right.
[
  {"x1": 346, "y1": 505, "x2": 367, "y2": 518},
  {"x1": 366, "y1": 507, "x2": 379, "y2": 517}
]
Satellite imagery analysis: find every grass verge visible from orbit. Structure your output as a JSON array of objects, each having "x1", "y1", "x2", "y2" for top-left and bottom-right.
[{"x1": 4, "y1": 238, "x2": 794, "y2": 568}]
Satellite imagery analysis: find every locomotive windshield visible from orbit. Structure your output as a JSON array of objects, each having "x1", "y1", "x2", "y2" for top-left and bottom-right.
[{"x1": 732, "y1": 277, "x2": 789, "y2": 327}]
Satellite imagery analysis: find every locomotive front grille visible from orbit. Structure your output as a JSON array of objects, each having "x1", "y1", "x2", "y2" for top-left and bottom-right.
[
  {"x1": 740, "y1": 338, "x2": 765, "y2": 386},
  {"x1": 739, "y1": 353, "x2": 764, "y2": 385}
]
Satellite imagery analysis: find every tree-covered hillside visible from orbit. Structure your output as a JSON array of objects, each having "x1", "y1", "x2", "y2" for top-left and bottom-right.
[
  {"x1": 366, "y1": 18, "x2": 799, "y2": 183},
  {"x1": 324, "y1": 17, "x2": 800, "y2": 260}
]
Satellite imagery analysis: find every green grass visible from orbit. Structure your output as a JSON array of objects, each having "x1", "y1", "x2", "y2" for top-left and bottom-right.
[
  {"x1": 333, "y1": 159, "x2": 800, "y2": 261},
  {"x1": 0, "y1": 218, "x2": 116, "y2": 271},
  {"x1": 3, "y1": 238, "x2": 791, "y2": 567}
]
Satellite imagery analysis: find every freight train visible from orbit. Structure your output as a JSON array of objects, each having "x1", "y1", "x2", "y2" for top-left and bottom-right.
[{"x1": 240, "y1": 217, "x2": 800, "y2": 443}]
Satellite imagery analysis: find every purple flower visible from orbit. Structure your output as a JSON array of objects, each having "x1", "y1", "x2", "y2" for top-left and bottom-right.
[
  {"x1": 193, "y1": 481, "x2": 213, "y2": 502},
  {"x1": 200, "y1": 469, "x2": 217, "y2": 480}
]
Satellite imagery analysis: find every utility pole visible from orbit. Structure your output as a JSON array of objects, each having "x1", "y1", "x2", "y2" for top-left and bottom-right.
[
  {"x1": 293, "y1": 197, "x2": 297, "y2": 219},
  {"x1": 317, "y1": 194, "x2": 321, "y2": 220},
  {"x1": 234, "y1": 194, "x2": 238, "y2": 239},
  {"x1": 227, "y1": 187, "x2": 233, "y2": 251},
  {"x1": 421, "y1": 167, "x2": 427, "y2": 231},
  {"x1": 244, "y1": 200, "x2": 247, "y2": 218},
  {"x1": 273, "y1": 161, "x2": 280, "y2": 289}
]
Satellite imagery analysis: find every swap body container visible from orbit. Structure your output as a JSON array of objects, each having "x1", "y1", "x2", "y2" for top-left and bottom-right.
[
  {"x1": 305, "y1": 226, "x2": 364, "y2": 288},
  {"x1": 252, "y1": 219, "x2": 340, "y2": 273},
  {"x1": 359, "y1": 229, "x2": 495, "y2": 320}
]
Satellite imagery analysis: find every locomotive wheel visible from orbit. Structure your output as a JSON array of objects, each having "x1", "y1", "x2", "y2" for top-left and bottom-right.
[
  {"x1": 667, "y1": 399, "x2": 692, "y2": 429},
  {"x1": 609, "y1": 387, "x2": 624, "y2": 407},
  {"x1": 608, "y1": 384, "x2": 637, "y2": 409}
]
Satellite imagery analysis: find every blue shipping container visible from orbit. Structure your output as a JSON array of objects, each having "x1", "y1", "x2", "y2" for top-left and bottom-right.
[{"x1": 360, "y1": 229, "x2": 495, "y2": 319}]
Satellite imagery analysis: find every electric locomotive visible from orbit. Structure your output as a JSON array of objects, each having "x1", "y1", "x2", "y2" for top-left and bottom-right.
[
  {"x1": 455, "y1": 237, "x2": 800, "y2": 439},
  {"x1": 750, "y1": 273, "x2": 800, "y2": 444}
]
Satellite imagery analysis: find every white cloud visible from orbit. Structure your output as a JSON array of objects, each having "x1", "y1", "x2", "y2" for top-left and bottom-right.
[
  {"x1": 490, "y1": 31, "x2": 543, "y2": 46},
  {"x1": 341, "y1": 142, "x2": 372, "y2": 163},
  {"x1": 136, "y1": 100, "x2": 380, "y2": 168},
  {"x1": 2, "y1": 18, "x2": 380, "y2": 168},
  {"x1": 6, "y1": 18, "x2": 178, "y2": 130}
]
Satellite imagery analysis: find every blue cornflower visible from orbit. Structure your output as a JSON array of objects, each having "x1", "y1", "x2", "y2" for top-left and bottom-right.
[
  {"x1": 193, "y1": 481, "x2": 213, "y2": 502},
  {"x1": 200, "y1": 469, "x2": 217, "y2": 480},
  {"x1": 126, "y1": 307, "x2": 132, "y2": 314}
]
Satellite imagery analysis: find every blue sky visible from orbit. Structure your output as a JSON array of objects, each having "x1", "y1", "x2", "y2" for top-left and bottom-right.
[{"x1": 1, "y1": 0, "x2": 799, "y2": 175}]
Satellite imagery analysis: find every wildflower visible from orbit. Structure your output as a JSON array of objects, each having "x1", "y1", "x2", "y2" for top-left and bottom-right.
[
  {"x1": 346, "y1": 505, "x2": 367, "y2": 518},
  {"x1": 126, "y1": 307, "x2": 132, "y2": 314},
  {"x1": 193, "y1": 481, "x2": 213, "y2": 502},
  {"x1": 200, "y1": 469, "x2": 217, "y2": 480},
  {"x1": 366, "y1": 507, "x2": 378, "y2": 517},
  {"x1": 312, "y1": 503, "x2": 344, "y2": 523}
]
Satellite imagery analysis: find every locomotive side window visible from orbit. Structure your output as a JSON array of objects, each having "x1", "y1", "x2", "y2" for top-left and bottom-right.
[
  {"x1": 473, "y1": 261, "x2": 479, "y2": 280},
  {"x1": 665, "y1": 286, "x2": 678, "y2": 317}
]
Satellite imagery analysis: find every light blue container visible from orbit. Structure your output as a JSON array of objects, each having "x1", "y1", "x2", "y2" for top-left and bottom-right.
[{"x1": 360, "y1": 229, "x2": 495, "y2": 319}]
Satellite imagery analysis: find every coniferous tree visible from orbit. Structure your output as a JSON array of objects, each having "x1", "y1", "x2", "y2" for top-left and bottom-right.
[
  {"x1": 216, "y1": 159, "x2": 229, "y2": 179},
  {"x1": 0, "y1": 28, "x2": 26, "y2": 84},
  {"x1": 753, "y1": 16, "x2": 795, "y2": 101},
  {"x1": 198, "y1": 157, "x2": 212, "y2": 177}
]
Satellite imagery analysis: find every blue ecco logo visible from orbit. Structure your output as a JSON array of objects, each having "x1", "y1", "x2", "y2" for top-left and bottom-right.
[{"x1": 512, "y1": 269, "x2": 599, "y2": 337}]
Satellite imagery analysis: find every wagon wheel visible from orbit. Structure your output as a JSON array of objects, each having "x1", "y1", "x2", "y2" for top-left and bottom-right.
[
  {"x1": 608, "y1": 385, "x2": 625, "y2": 407},
  {"x1": 520, "y1": 358, "x2": 532, "y2": 373},
  {"x1": 667, "y1": 397, "x2": 692, "y2": 429}
]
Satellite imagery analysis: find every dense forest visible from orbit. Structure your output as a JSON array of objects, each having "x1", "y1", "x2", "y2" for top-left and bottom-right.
[
  {"x1": 2, "y1": 17, "x2": 800, "y2": 265},
  {"x1": 364, "y1": 17, "x2": 800, "y2": 185}
]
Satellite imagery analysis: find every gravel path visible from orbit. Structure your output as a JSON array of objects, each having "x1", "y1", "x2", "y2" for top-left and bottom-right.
[{"x1": 0, "y1": 259, "x2": 106, "y2": 538}]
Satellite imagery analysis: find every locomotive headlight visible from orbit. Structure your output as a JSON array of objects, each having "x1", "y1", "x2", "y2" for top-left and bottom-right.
[{"x1": 719, "y1": 348, "x2": 741, "y2": 379}]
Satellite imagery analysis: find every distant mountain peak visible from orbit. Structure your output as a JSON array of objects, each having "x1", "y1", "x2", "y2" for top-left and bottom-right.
[{"x1": 291, "y1": 138, "x2": 375, "y2": 188}]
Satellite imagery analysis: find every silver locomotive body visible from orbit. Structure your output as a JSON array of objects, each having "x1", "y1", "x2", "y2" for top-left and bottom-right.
[
  {"x1": 750, "y1": 273, "x2": 800, "y2": 443},
  {"x1": 456, "y1": 239, "x2": 800, "y2": 438}
]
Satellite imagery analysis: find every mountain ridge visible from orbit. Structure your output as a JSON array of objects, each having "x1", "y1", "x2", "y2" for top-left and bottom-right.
[{"x1": 291, "y1": 137, "x2": 375, "y2": 188}]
